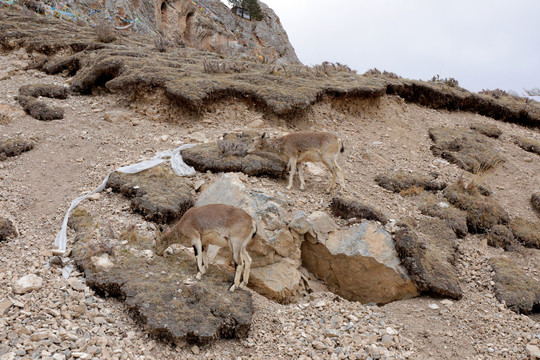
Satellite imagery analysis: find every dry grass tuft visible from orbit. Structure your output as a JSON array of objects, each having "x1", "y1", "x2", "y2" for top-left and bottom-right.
[{"x1": 95, "y1": 22, "x2": 117, "y2": 43}]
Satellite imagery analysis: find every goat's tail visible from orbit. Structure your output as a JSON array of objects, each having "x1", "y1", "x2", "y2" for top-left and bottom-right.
[{"x1": 339, "y1": 138, "x2": 345, "y2": 153}]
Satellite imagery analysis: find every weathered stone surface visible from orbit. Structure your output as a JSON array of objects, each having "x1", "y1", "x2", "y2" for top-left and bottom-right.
[
  {"x1": 393, "y1": 218, "x2": 463, "y2": 299},
  {"x1": 195, "y1": 173, "x2": 306, "y2": 303},
  {"x1": 0, "y1": 137, "x2": 34, "y2": 161},
  {"x1": 0, "y1": 298, "x2": 13, "y2": 315},
  {"x1": 16, "y1": 94, "x2": 64, "y2": 120},
  {"x1": 429, "y1": 127, "x2": 505, "y2": 173},
  {"x1": 70, "y1": 209, "x2": 253, "y2": 345},
  {"x1": 13, "y1": 274, "x2": 43, "y2": 294},
  {"x1": 302, "y1": 221, "x2": 419, "y2": 305},
  {"x1": 0, "y1": 103, "x2": 24, "y2": 124},
  {"x1": 181, "y1": 133, "x2": 287, "y2": 179},
  {"x1": 0, "y1": 217, "x2": 17, "y2": 241},
  {"x1": 330, "y1": 196, "x2": 389, "y2": 224},
  {"x1": 106, "y1": 165, "x2": 194, "y2": 224},
  {"x1": 490, "y1": 257, "x2": 540, "y2": 314}
]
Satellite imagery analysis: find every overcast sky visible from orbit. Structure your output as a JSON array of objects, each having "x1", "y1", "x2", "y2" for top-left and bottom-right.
[{"x1": 256, "y1": 0, "x2": 539, "y2": 95}]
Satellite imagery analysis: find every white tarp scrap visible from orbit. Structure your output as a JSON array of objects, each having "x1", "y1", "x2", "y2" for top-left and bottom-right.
[{"x1": 54, "y1": 144, "x2": 196, "y2": 252}]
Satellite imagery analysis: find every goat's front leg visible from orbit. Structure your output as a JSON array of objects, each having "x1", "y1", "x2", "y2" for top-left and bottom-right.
[
  {"x1": 200, "y1": 244, "x2": 208, "y2": 275},
  {"x1": 193, "y1": 242, "x2": 204, "y2": 280},
  {"x1": 286, "y1": 157, "x2": 297, "y2": 190}
]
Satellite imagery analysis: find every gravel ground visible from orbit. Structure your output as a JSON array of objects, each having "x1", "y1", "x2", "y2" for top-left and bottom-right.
[{"x1": 1, "y1": 50, "x2": 539, "y2": 360}]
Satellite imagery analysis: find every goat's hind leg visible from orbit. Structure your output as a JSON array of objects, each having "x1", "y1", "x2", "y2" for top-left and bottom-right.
[
  {"x1": 238, "y1": 246, "x2": 252, "y2": 289},
  {"x1": 286, "y1": 157, "x2": 298, "y2": 190},
  {"x1": 193, "y1": 240, "x2": 205, "y2": 280},
  {"x1": 229, "y1": 245, "x2": 245, "y2": 292}
]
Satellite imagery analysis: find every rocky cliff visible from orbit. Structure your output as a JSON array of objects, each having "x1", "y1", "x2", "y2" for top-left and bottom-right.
[{"x1": 65, "y1": 0, "x2": 300, "y2": 63}]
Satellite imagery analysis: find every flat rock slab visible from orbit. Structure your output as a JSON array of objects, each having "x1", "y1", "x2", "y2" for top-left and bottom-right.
[
  {"x1": 70, "y1": 208, "x2": 253, "y2": 345},
  {"x1": 393, "y1": 218, "x2": 463, "y2": 299},
  {"x1": 429, "y1": 127, "x2": 504, "y2": 173},
  {"x1": 181, "y1": 133, "x2": 287, "y2": 178},
  {"x1": 490, "y1": 257, "x2": 540, "y2": 314},
  {"x1": 106, "y1": 165, "x2": 193, "y2": 224},
  {"x1": 0, "y1": 137, "x2": 34, "y2": 161}
]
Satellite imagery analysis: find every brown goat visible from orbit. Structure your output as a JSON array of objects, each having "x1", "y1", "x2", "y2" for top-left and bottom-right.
[
  {"x1": 155, "y1": 204, "x2": 256, "y2": 292},
  {"x1": 247, "y1": 131, "x2": 345, "y2": 193}
]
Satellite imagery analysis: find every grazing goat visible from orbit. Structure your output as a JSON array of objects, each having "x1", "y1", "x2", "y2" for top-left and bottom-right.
[
  {"x1": 247, "y1": 131, "x2": 345, "y2": 193},
  {"x1": 155, "y1": 204, "x2": 256, "y2": 292}
]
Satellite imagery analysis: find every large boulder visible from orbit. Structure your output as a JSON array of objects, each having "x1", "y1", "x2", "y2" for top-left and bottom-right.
[
  {"x1": 301, "y1": 218, "x2": 419, "y2": 305},
  {"x1": 196, "y1": 173, "x2": 306, "y2": 303},
  {"x1": 393, "y1": 218, "x2": 463, "y2": 299},
  {"x1": 69, "y1": 208, "x2": 253, "y2": 345},
  {"x1": 490, "y1": 257, "x2": 540, "y2": 314},
  {"x1": 106, "y1": 165, "x2": 194, "y2": 224}
]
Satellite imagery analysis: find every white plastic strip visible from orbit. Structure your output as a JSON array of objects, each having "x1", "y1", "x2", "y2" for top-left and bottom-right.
[{"x1": 54, "y1": 144, "x2": 196, "y2": 252}]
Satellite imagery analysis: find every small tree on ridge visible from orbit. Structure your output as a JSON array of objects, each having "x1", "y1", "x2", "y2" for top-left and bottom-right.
[{"x1": 228, "y1": 0, "x2": 263, "y2": 21}]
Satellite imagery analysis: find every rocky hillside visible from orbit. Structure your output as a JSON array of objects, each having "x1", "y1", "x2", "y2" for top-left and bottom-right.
[{"x1": 1, "y1": 2, "x2": 540, "y2": 359}]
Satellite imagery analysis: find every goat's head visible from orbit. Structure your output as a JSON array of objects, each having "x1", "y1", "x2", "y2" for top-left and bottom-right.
[
  {"x1": 246, "y1": 132, "x2": 267, "y2": 154},
  {"x1": 153, "y1": 224, "x2": 169, "y2": 256}
]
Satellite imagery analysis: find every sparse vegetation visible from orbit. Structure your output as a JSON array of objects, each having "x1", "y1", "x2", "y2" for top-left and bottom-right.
[
  {"x1": 330, "y1": 196, "x2": 388, "y2": 224},
  {"x1": 513, "y1": 135, "x2": 540, "y2": 155},
  {"x1": 470, "y1": 123, "x2": 502, "y2": 138},
  {"x1": 375, "y1": 170, "x2": 445, "y2": 193},
  {"x1": 509, "y1": 217, "x2": 540, "y2": 249},
  {"x1": 363, "y1": 68, "x2": 401, "y2": 79},
  {"x1": 429, "y1": 74, "x2": 459, "y2": 87},
  {"x1": 95, "y1": 21, "x2": 117, "y2": 43}
]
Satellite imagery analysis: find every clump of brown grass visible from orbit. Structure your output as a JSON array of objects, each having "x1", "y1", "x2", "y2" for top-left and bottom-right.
[
  {"x1": 470, "y1": 123, "x2": 502, "y2": 138},
  {"x1": 363, "y1": 68, "x2": 401, "y2": 79},
  {"x1": 509, "y1": 217, "x2": 540, "y2": 249},
  {"x1": 429, "y1": 74, "x2": 459, "y2": 87},
  {"x1": 311, "y1": 61, "x2": 357, "y2": 77},
  {"x1": 95, "y1": 22, "x2": 117, "y2": 43},
  {"x1": 203, "y1": 60, "x2": 246, "y2": 74},
  {"x1": 513, "y1": 135, "x2": 540, "y2": 155},
  {"x1": 399, "y1": 186, "x2": 424, "y2": 197},
  {"x1": 154, "y1": 35, "x2": 169, "y2": 53}
]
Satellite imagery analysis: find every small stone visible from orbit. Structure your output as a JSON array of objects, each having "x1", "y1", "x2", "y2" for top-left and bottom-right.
[
  {"x1": 428, "y1": 303, "x2": 440, "y2": 310},
  {"x1": 13, "y1": 274, "x2": 43, "y2": 294},
  {"x1": 191, "y1": 345, "x2": 200, "y2": 355},
  {"x1": 527, "y1": 344, "x2": 540, "y2": 359},
  {"x1": 90, "y1": 253, "x2": 114, "y2": 271},
  {"x1": 0, "y1": 298, "x2": 13, "y2": 315},
  {"x1": 247, "y1": 118, "x2": 264, "y2": 128},
  {"x1": 312, "y1": 340, "x2": 326, "y2": 350},
  {"x1": 87, "y1": 193, "x2": 101, "y2": 201},
  {"x1": 160, "y1": 134, "x2": 169, "y2": 142},
  {"x1": 441, "y1": 299, "x2": 453, "y2": 306},
  {"x1": 385, "y1": 327, "x2": 398, "y2": 335},
  {"x1": 68, "y1": 278, "x2": 87, "y2": 291}
]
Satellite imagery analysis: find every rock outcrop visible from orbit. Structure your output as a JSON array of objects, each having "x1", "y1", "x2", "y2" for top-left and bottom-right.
[
  {"x1": 490, "y1": 257, "x2": 540, "y2": 314},
  {"x1": 195, "y1": 173, "x2": 306, "y2": 303},
  {"x1": 301, "y1": 217, "x2": 419, "y2": 305},
  {"x1": 393, "y1": 218, "x2": 463, "y2": 299},
  {"x1": 106, "y1": 165, "x2": 194, "y2": 224},
  {"x1": 69, "y1": 207, "x2": 253, "y2": 345}
]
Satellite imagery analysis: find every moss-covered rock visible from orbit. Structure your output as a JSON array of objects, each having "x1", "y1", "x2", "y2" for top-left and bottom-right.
[
  {"x1": 0, "y1": 217, "x2": 17, "y2": 241},
  {"x1": 429, "y1": 127, "x2": 504, "y2": 173},
  {"x1": 0, "y1": 136, "x2": 34, "y2": 160},
  {"x1": 106, "y1": 165, "x2": 193, "y2": 224},
  {"x1": 16, "y1": 94, "x2": 64, "y2": 120},
  {"x1": 19, "y1": 83, "x2": 68, "y2": 99},
  {"x1": 330, "y1": 196, "x2": 388, "y2": 224},
  {"x1": 417, "y1": 192, "x2": 468, "y2": 238},
  {"x1": 374, "y1": 170, "x2": 445, "y2": 194},
  {"x1": 181, "y1": 133, "x2": 287, "y2": 178},
  {"x1": 532, "y1": 193, "x2": 540, "y2": 214},
  {"x1": 486, "y1": 225, "x2": 518, "y2": 251},
  {"x1": 443, "y1": 180, "x2": 509, "y2": 234},
  {"x1": 509, "y1": 217, "x2": 540, "y2": 249},
  {"x1": 513, "y1": 135, "x2": 540, "y2": 156},
  {"x1": 470, "y1": 123, "x2": 502, "y2": 138},
  {"x1": 69, "y1": 209, "x2": 253, "y2": 345},
  {"x1": 490, "y1": 257, "x2": 540, "y2": 314},
  {"x1": 393, "y1": 218, "x2": 463, "y2": 299}
]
